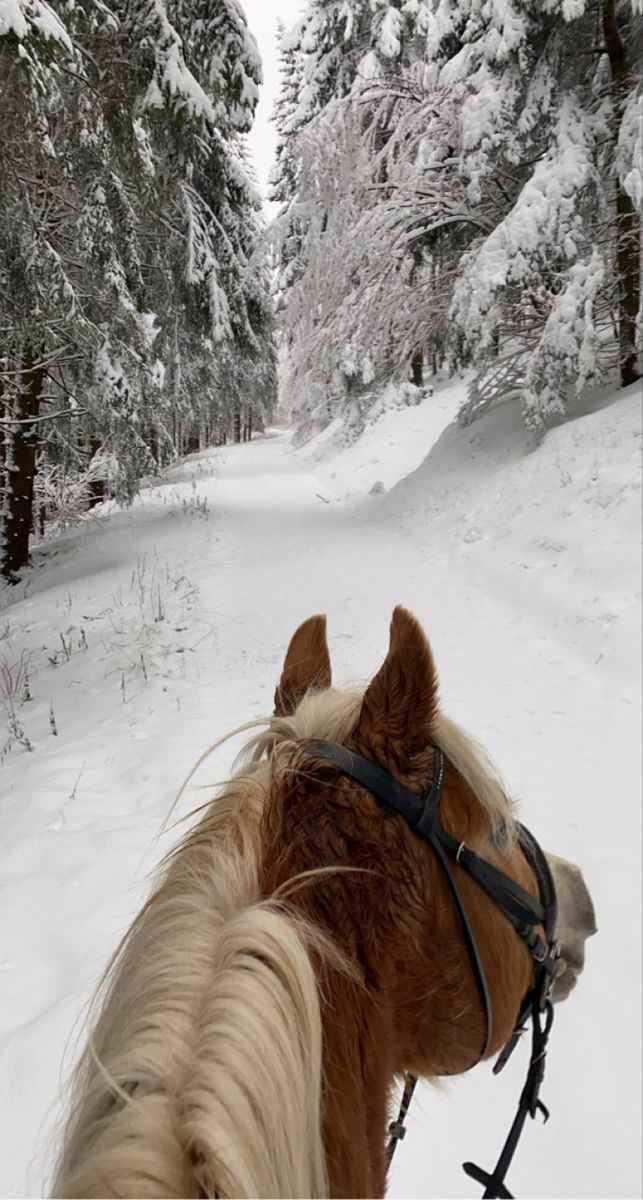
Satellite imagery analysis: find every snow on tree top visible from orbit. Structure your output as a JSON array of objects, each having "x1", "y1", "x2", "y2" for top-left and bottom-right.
[{"x1": 0, "y1": 0, "x2": 72, "y2": 50}]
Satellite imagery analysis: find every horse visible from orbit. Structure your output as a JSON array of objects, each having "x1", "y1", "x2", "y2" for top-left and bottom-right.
[{"x1": 52, "y1": 607, "x2": 596, "y2": 1199}]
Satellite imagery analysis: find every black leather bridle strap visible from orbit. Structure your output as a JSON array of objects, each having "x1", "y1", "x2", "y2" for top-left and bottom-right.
[
  {"x1": 433, "y1": 830, "x2": 546, "y2": 927},
  {"x1": 428, "y1": 828, "x2": 493, "y2": 1057},
  {"x1": 386, "y1": 1072, "x2": 418, "y2": 1164},
  {"x1": 305, "y1": 741, "x2": 546, "y2": 933},
  {"x1": 304, "y1": 741, "x2": 444, "y2": 830},
  {"x1": 464, "y1": 999, "x2": 555, "y2": 1198},
  {"x1": 517, "y1": 826, "x2": 558, "y2": 941}
]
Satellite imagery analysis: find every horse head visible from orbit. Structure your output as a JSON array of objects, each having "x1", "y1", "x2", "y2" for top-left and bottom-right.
[
  {"x1": 262, "y1": 606, "x2": 596, "y2": 1194},
  {"x1": 53, "y1": 607, "x2": 595, "y2": 1200}
]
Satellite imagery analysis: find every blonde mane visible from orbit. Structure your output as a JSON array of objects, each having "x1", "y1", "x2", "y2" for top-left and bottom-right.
[
  {"x1": 432, "y1": 713, "x2": 516, "y2": 840},
  {"x1": 53, "y1": 687, "x2": 513, "y2": 1198}
]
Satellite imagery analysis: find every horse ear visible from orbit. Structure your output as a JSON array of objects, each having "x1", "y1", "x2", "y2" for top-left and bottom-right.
[
  {"x1": 274, "y1": 615, "x2": 332, "y2": 716},
  {"x1": 353, "y1": 606, "x2": 438, "y2": 781}
]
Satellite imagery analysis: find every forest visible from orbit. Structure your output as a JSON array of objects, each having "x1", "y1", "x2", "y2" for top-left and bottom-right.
[{"x1": 1, "y1": 1, "x2": 640, "y2": 581}]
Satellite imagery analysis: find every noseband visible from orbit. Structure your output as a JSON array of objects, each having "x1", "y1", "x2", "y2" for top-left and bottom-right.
[{"x1": 306, "y1": 741, "x2": 561, "y2": 1200}]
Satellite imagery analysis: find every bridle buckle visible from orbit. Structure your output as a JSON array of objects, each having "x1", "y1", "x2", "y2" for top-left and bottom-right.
[
  {"x1": 540, "y1": 940, "x2": 561, "y2": 1006},
  {"x1": 388, "y1": 1120, "x2": 407, "y2": 1143},
  {"x1": 532, "y1": 940, "x2": 549, "y2": 964}
]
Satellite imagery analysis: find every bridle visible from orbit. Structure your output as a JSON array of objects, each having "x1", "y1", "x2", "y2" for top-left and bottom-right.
[{"x1": 306, "y1": 740, "x2": 562, "y2": 1200}]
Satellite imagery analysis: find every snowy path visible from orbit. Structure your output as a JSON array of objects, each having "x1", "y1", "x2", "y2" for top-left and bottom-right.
[{"x1": 1, "y1": 391, "x2": 641, "y2": 1199}]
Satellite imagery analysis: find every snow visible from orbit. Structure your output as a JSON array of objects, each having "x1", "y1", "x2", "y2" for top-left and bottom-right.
[
  {"x1": 356, "y1": 48, "x2": 381, "y2": 80},
  {"x1": 0, "y1": 379, "x2": 641, "y2": 1199},
  {"x1": 616, "y1": 90, "x2": 643, "y2": 211},
  {"x1": 132, "y1": 118, "x2": 156, "y2": 178},
  {"x1": 453, "y1": 97, "x2": 596, "y2": 341},
  {"x1": 142, "y1": 2, "x2": 216, "y2": 124},
  {"x1": 378, "y1": 6, "x2": 403, "y2": 59},
  {"x1": 0, "y1": 0, "x2": 72, "y2": 50},
  {"x1": 297, "y1": 376, "x2": 464, "y2": 498},
  {"x1": 0, "y1": 0, "x2": 30, "y2": 38}
]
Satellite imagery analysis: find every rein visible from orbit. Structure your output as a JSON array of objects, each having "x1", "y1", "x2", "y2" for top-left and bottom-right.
[{"x1": 305, "y1": 741, "x2": 561, "y2": 1200}]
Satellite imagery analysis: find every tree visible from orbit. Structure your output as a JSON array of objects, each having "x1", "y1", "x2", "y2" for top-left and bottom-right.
[
  {"x1": 443, "y1": 0, "x2": 641, "y2": 427},
  {"x1": 272, "y1": 0, "x2": 432, "y2": 433},
  {"x1": 603, "y1": 0, "x2": 642, "y2": 386},
  {"x1": 0, "y1": 1, "x2": 88, "y2": 578},
  {"x1": 0, "y1": 0, "x2": 276, "y2": 580},
  {"x1": 273, "y1": 0, "x2": 642, "y2": 440}
]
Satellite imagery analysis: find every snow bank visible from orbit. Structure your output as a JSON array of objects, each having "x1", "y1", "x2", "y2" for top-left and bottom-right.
[{"x1": 297, "y1": 376, "x2": 468, "y2": 498}]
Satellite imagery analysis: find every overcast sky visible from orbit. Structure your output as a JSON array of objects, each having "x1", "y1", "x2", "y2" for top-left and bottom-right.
[{"x1": 242, "y1": 0, "x2": 304, "y2": 215}]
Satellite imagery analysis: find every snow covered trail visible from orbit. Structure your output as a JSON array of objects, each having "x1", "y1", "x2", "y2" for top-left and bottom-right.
[{"x1": 1, "y1": 387, "x2": 641, "y2": 1199}]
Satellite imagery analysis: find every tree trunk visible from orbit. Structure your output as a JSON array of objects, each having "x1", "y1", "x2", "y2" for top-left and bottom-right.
[
  {"x1": 603, "y1": 0, "x2": 641, "y2": 386},
  {"x1": 410, "y1": 349, "x2": 424, "y2": 387},
  {"x1": 233, "y1": 411, "x2": 241, "y2": 443},
  {"x1": 87, "y1": 437, "x2": 105, "y2": 509},
  {"x1": 408, "y1": 243, "x2": 425, "y2": 388},
  {"x1": 0, "y1": 376, "x2": 6, "y2": 513},
  {"x1": 1, "y1": 350, "x2": 44, "y2": 581},
  {"x1": 148, "y1": 425, "x2": 159, "y2": 463}
]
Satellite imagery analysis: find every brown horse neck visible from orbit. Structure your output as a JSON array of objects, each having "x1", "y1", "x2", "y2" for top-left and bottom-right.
[
  {"x1": 260, "y1": 791, "x2": 404, "y2": 1196},
  {"x1": 318, "y1": 970, "x2": 397, "y2": 1199}
]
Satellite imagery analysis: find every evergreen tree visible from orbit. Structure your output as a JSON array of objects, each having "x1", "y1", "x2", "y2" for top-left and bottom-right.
[
  {"x1": 274, "y1": 0, "x2": 641, "y2": 439},
  {"x1": 270, "y1": 21, "x2": 304, "y2": 209},
  {"x1": 434, "y1": 0, "x2": 642, "y2": 427},
  {"x1": 271, "y1": 0, "x2": 431, "y2": 424},
  {"x1": 0, "y1": 0, "x2": 276, "y2": 580}
]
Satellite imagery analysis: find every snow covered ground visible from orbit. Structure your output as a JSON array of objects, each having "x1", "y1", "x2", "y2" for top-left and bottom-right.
[{"x1": 0, "y1": 377, "x2": 641, "y2": 1199}]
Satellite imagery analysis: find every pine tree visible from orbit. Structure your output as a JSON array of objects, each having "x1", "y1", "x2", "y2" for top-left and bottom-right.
[
  {"x1": 274, "y1": 0, "x2": 641, "y2": 440},
  {"x1": 0, "y1": 2, "x2": 88, "y2": 578},
  {"x1": 272, "y1": 0, "x2": 431, "y2": 430},
  {"x1": 270, "y1": 21, "x2": 304, "y2": 208},
  {"x1": 602, "y1": 0, "x2": 642, "y2": 386},
  {"x1": 0, "y1": 0, "x2": 276, "y2": 580},
  {"x1": 441, "y1": 0, "x2": 642, "y2": 427}
]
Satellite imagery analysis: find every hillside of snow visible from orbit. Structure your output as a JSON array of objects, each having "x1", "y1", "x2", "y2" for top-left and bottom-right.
[{"x1": 0, "y1": 379, "x2": 641, "y2": 1199}]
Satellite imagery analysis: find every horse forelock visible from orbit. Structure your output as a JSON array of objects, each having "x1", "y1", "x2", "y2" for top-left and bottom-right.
[{"x1": 238, "y1": 686, "x2": 364, "y2": 767}]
